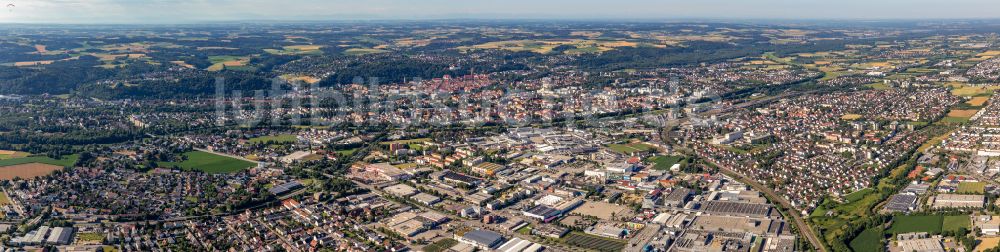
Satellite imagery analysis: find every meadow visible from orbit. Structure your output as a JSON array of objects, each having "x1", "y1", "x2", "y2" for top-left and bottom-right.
[
  {"x1": 248, "y1": 134, "x2": 299, "y2": 144},
  {"x1": 160, "y1": 151, "x2": 256, "y2": 174}
]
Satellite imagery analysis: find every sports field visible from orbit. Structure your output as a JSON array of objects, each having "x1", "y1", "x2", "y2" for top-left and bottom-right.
[
  {"x1": 647, "y1": 155, "x2": 684, "y2": 170},
  {"x1": 958, "y1": 182, "x2": 987, "y2": 194},
  {"x1": 160, "y1": 151, "x2": 256, "y2": 174}
]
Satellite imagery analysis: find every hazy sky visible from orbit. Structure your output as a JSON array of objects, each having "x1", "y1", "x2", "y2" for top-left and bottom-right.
[{"x1": 1, "y1": 0, "x2": 999, "y2": 24}]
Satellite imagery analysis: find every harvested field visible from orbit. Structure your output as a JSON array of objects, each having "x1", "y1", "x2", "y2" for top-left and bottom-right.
[
  {"x1": 948, "y1": 109, "x2": 980, "y2": 118},
  {"x1": 968, "y1": 97, "x2": 989, "y2": 107},
  {"x1": 0, "y1": 163, "x2": 63, "y2": 180}
]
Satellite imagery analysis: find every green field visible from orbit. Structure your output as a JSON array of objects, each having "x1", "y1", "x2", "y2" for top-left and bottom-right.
[
  {"x1": 160, "y1": 151, "x2": 256, "y2": 174},
  {"x1": 647, "y1": 155, "x2": 684, "y2": 170},
  {"x1": 0, "y1": 154, "x2": 79, "y2": 168},
  {"x1": 423, "y1": 238, "x2": 458, "y2": 252},
  {"x1": 889, "y1": 215, "x2": 942, "y2": 234},
  {"x1": 942, "y1": 116, "x2": 972, "y2": 124},
  {"x1": 957, "y1": 182, "x2": 987, "y2": 194},
  {"x1": 563, "y1": 232, "x2": 626, "y2": 251},
  {"x1": 844, "y1": 188, "x2": 874, "y2": 203},
  {"x1": 344, "y1": 48, "x2": 388, "y2": 56},
  {"x1": 888, "y1": 215, "x2": 968, "y2": 235},
  {"x1": 943, "y1": 215, "x2": 971, "y2": 232},
  {"x1": 607, "y1": 143, "x2": 656, "y2": 155},
  {"x1": 848, "y1": 228, "x2": 883, "y2": 252},
  {"x1": 248, "y1": 134, "x2": 298, "y2": 144}
]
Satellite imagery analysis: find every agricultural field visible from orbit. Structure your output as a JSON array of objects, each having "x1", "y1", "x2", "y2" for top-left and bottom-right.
[
  {"x1": 968, "y1": 96, "x2": 990, "y2": 107},
  {"x1": 343, "y1": 48, "x2": 388, "y2": 56},
  {"x1": 248, "y1": 134, "x2": 299, "y2": 144},
  {"x1": 0, "y1": 150, "x2": 29, "y2": 160},
  {"x1": 942, "y1": 116, "x2": 972, "y2": 124},
  {"x1": 0, "y1": 154, "x2": 79, "y2": 167},
  {"x1": 0, "y1": 163, "x2": 64, "y2": 180},
  {"x1": 957, "y1": 182, "x2": 987, "y2": 194},
  {"x1": 948, "y1": 109, "x2": 980, "y2": 118},
  {"x1": 563, "y1": 232, "x2": 626, "y2": 251},
  {"x1": 206, "y1": 55, "x2": 251, "y2": 71},
  {"x1": 949, "y1": 84, "x2": 999, "y2": 97},
  {"x1": 265, "y1": 45, "x2": 324, "y2": 55},
  {"x1": 159, "y1": 151, "x2": 256, "y2": 174},
  {"x1": 607, "y1": 142, "x2": 656, "y2": 155},
  {"x1": 460, "y1": 39, "x2": 637, "y2": 54}
]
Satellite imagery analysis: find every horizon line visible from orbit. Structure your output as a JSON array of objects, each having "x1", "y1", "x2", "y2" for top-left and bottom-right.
[{"x1": 3, "y1": 17, "x2": 1000, "y2": 26}]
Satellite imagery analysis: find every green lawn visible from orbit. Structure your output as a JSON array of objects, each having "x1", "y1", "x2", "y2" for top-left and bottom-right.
[
  {"x1": 943, "y1": 215, "x2": 971, "y2": 233},
  {"x1": 160, "y1": 151, "x2": 255, "y2": 174},
  {"x1": 647, "y1": 155, "x2": 684, "y2": 170},
  {"x1": 957, "y1": 182, "x2": 987, "y2": 194},
  {"x1": 889, "y1": 215, "x2": 943, "y2": 234},
  {"x1": 0, "y1": 154, "x2": 79, "y2": 168},
  {"x1": 849, "y1": 228, "x2": 883, "y2": 252},
  {"x1": 248, "y1": 134, "x2": 298, "y2": 144}
]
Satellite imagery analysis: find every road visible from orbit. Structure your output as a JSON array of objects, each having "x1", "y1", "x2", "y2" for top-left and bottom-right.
[{"x1": 703, "y1": 158, "x2": 826, "y2": 252}]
